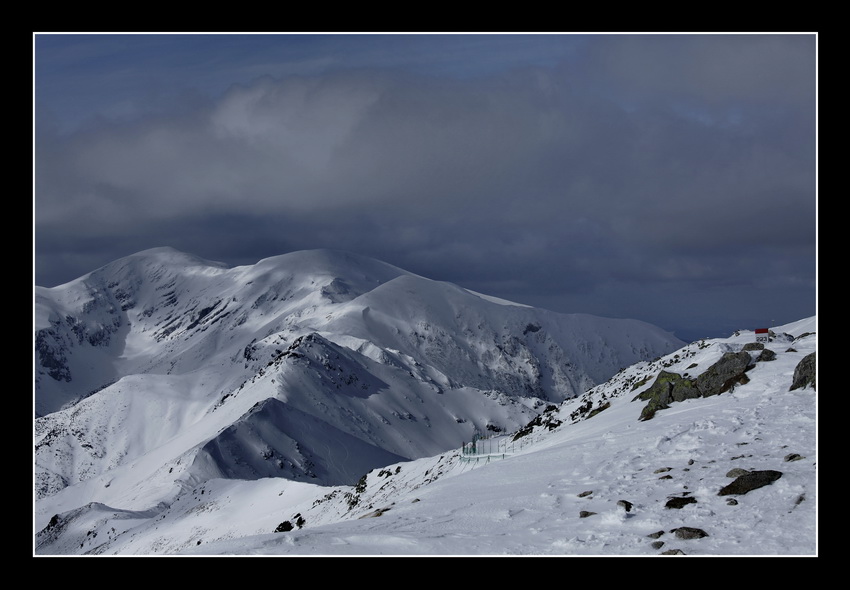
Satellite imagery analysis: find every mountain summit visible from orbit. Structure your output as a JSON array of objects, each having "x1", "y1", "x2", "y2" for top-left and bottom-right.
[{"x1": 34, "y1": 248, "x2": 683, "y2": 519}]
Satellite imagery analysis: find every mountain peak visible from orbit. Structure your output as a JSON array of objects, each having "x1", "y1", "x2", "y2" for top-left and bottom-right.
[{"x1": 35, "y1": 247, "x2": 688, "y2": 548}]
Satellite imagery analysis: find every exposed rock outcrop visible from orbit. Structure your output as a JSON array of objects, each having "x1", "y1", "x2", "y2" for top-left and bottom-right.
[
  {"x1": 635, "y1": 351, "x2": 754, "y2": 420},
  {"x1": 790, "y1": 352, "x2": 816, "y2": 391},
  {"x1": 695, "y1": 351, "x2": 754, "y2": 397}
]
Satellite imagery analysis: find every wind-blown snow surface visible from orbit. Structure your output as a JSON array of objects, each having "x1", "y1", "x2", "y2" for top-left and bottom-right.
[
  {"x1": 35, "y1": 314, "x2": 816, "y2": 556},
  {"x1": 35, "y1": 247, "x2": 688, "y2": 555}
]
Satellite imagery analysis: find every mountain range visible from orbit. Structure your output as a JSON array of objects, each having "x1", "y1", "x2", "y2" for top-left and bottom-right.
[{"x1": 35, "y1": 248, "x2": 815, "y2": 556}]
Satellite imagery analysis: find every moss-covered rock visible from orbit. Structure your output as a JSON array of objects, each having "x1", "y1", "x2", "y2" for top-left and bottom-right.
[
  {"x1": 634, "y1": 371, "x2": 699, "y2": 421},
  {"x1": 586, "y1": 401, "x2": 611, "y2": 419},
  {"x1": 636, "y1": 352, "x2": 754, "y2": 421}
]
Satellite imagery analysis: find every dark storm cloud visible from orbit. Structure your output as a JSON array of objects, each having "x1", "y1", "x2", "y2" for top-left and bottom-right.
[{"x1": 34, "y1": 33, "x2": 816, "y2": 340}]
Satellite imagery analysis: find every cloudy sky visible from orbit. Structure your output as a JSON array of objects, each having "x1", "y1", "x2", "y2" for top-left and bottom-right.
[{"x1": 34, "y1": 33, "x2": 817, "y2": 341}]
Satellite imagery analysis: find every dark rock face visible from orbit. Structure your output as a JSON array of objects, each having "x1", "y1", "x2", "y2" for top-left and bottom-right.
[
  {"x1": 717, "y1": 470, "x2": 783, "y2": 496},
  {"x1": 35, "y1": 330, "x2": 72, "y2": 383},
  {"x1": 790, "y1": 352, "x2": 816, "y2": 390}
]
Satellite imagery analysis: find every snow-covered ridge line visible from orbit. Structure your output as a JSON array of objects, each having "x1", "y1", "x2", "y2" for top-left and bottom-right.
[
  {"x1": 35, "y1": 316, "x2": 815, "y2": 555},
  {"x1": 35, "y1": 248, "x2": 683, "y2": 508},
  {"x1": 51, "y1": 247, "x2": 825, "y2": 555}
]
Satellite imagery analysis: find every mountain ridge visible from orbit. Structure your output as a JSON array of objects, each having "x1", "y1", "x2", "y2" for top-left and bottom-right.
[
  {"x1": 34, "y1": 247, "x2": 686, "y2": 539},
  {"x1": 35, "y1": 316, "x2": 816, "y2": 556}
]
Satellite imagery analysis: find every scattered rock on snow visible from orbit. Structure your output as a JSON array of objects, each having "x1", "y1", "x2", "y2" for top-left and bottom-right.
[
  {"x1": 717, "y1": 470, "x2": 783, "y2": 496},
  {"x1": 617, "y1": 500, "x2": 634, "y2": 512},
  {"x1": 672, "y1": 526, "x2": 709, "y2": 539},
  {"x1": 359, "y1": 507, "x2": 392, "y2": 518},
  {"x1": 665, "y1": 496, "x2": 697, "y2": 509},
  {"x1": 756, "y1": 349, "x2": 777, "y2": 362}
]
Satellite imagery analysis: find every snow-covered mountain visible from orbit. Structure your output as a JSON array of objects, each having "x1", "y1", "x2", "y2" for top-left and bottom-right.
[
  {"x1": 35, "y1": 315, "x2": 816, "y2": 556},
  {"x1": 34, "y1": 247, "x2": 684, "y2": 535}
]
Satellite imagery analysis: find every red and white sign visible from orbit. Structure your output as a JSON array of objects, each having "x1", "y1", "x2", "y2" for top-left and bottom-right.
[{"x1": 755, "y1": 328, "x2": 769, "y2": 342}]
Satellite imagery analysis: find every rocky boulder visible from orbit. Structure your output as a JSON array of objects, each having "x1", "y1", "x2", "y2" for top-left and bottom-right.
[
  {"x1": 717, "y1": 470, "x2": 783, "y2": 496},
  {"x1": 790, "y1": 352, "x2": 816, "y2": 391},
  {"x1": 672, "y1": 526, "x2": 709, "y2": 540},
  {"x1": 635, "y1": 371, "x2": 700, "y2": 421},
  {"x1": 635, "y1": 351, "x2": 754, "y2": 420},
  {"x1": 695, "y1": 351, "x2": 754, "y2": 397}
]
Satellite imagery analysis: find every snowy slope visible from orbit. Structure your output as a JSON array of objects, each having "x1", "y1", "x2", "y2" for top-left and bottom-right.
[
  {"x1": 35, "y1": 317, "x2": 816, "y2": 556},
  {"x1": 35, "y1": 247, "x2": 683, "y2": 416},
  {"x1": 34, "y1": 247, "x2": 684, "y2": 538}
]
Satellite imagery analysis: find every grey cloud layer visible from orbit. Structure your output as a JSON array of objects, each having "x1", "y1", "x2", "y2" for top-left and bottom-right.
[{"x1": 34, "y1": 34, "x2": 816, "y2": 339}]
